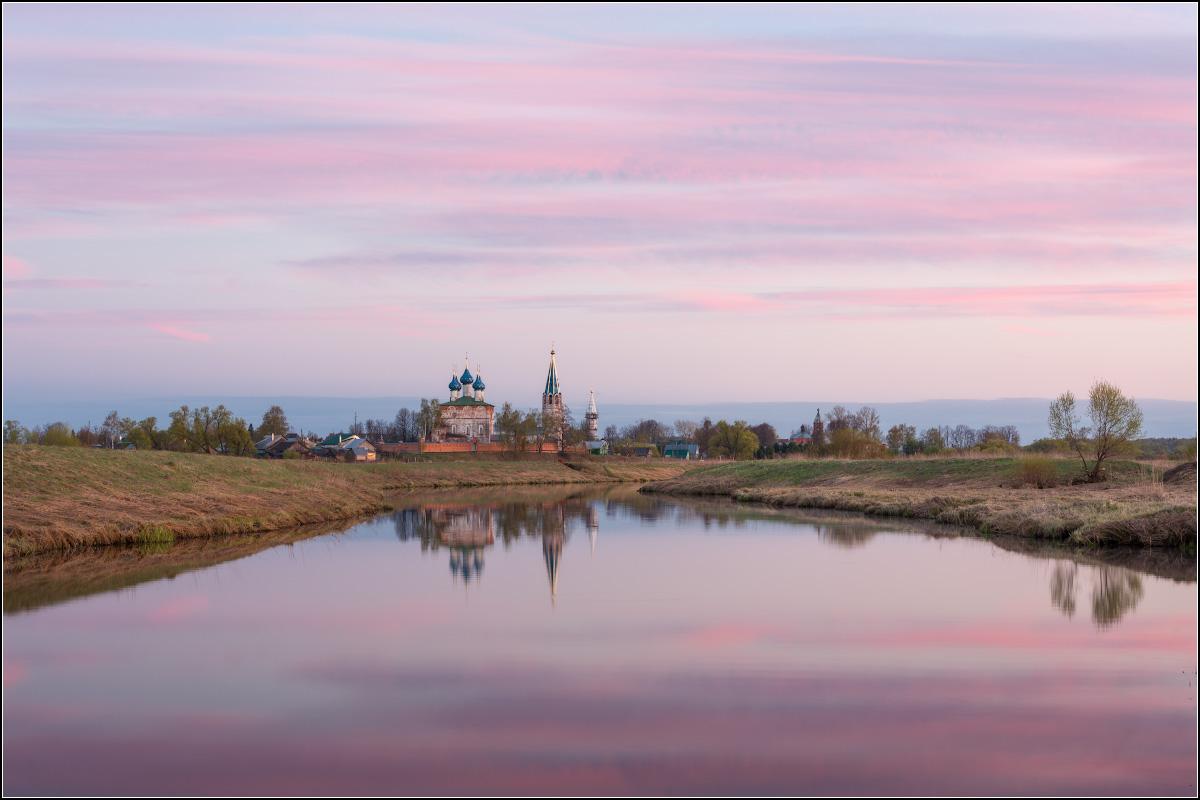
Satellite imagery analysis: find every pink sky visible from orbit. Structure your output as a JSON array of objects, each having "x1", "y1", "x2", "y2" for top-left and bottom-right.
[{"x1": 2, "y1": 4, "x2": 1196, "y2": 405}]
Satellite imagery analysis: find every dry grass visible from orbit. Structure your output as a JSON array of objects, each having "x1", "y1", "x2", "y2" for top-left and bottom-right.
[
  {"x1": 643, "y1": 457, "x2": 1197, "y2": 550},
  {"x1": 2, "y1": 446, "x2": 693, "y2": 556}
]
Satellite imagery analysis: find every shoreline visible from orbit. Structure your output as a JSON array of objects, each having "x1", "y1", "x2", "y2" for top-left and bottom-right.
[
  {"x1": 640, "y1": 458, "x2": 1197, "y2": 551},
  {"x1": 2, "y1": 446, "x2": 692, "y2": 557}
]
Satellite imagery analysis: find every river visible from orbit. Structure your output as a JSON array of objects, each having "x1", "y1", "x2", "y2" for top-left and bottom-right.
[{"x1": 3, "y1": 486, "x2": 1196, "y2": 795}]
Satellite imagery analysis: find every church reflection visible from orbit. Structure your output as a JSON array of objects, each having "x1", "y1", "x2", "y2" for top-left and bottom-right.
[{"x1": 392, "y1": 495, "x2": 602, "y2": 603}]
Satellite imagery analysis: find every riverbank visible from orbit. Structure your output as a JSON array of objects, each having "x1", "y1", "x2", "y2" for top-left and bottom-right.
[
  {"x1": 2, "y1": 446, "x2": 693, "y2": 556},
  {"x1": 641, "y1": 457, "x2": 1197, "y2": 550}
]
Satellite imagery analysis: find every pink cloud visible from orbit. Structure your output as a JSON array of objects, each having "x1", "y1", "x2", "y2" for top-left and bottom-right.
[
  {"x1": 3, "y1": 255, "x2": 33, "y2": 279},
  {"x1": 149, "y1": 324, "x2": 211, "y2": 343},
  {"x1": 5, "y1": 278, "x2": 135, "y2": 289},
  {"x1": 476, "y1": 281, "x2": 1196, "y2": 319},
  {"x1": 2, "y1": 12, "x2": 1194, "y2": 401}
]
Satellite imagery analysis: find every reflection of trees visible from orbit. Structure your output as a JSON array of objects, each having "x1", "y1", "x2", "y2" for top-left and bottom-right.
[
  {"x1": 1049, "y1": 561, "x2": 1144, "y2": 629},
  {"x1": 1092, "y1": 567, "x2": 1144, "y2": 629},
  {"x1": 1050, "y1": 563, "x2": 1077, "y2": 618},
  {"x1": 816, "y1": 524, "x2": 878, "y2": 549}
]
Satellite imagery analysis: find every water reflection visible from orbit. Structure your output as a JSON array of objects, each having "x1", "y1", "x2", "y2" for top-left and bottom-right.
[
  {"x1": 815, "y1": 522, "x2": 878, "y2": 549},
  {"x1": 1050, "y1": 562, "x2": 1146, "y2": 628},
  {"x1": 392, "y1": 495, "x2": 600, "y2": 602},
  {"x1": 4, "y1": 489, "x2": 1196, "y2": 795}
]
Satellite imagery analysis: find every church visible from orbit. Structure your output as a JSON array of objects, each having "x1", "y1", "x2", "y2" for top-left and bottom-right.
[
  {"x1": 431, "y1": 348, "x2": 601, "y2": 451},
  {"x1": 433, "y1": 361, "x2": 494, "y2": 442}
]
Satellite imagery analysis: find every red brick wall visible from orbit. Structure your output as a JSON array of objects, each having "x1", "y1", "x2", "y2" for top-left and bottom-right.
[{"x1": 376, "y1": 441, "x2": 584, "y2": 456}]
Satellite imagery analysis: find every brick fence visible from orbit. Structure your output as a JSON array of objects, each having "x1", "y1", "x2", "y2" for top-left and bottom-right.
[{"x1": 376, "y1": 441, "x2": 582, "y2": 456}]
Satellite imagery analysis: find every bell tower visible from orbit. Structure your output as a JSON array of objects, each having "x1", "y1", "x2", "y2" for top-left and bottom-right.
[
  {"x1": 585, "y1": 389, "x2": 599, "y2": 440},
  {"x1": 541, "y1": 347, "x2": 564, "y2": 448}
]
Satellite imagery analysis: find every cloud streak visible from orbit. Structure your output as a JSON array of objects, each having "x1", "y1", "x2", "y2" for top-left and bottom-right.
[{"x1": 1, "y1": 5, "x2": 1195, "y2": 401}]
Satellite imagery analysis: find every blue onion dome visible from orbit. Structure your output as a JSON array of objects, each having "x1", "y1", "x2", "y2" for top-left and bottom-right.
[
  {"x1": 473, "y1": 374, "x2": 486, "y2": 391},
  {"x1": 449, "y1": 374, "x2": 462, "y2": 391},
  {"x1": 460, "y1": 367, "x2": 474, "y2": 384}
]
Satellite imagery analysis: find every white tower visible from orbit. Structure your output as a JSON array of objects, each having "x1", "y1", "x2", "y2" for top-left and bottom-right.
[{"x1": 585, "y1": 389, "x2": 599, "y2": 440}]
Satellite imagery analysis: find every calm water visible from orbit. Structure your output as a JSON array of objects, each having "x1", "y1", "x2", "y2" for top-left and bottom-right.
[{"x1": 4, "y1": 487, "x2": 1196, "y2": 795}]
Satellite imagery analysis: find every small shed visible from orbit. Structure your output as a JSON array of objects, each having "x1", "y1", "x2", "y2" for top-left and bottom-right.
[{"x1": 662, "y1": 442, "x2": 700, "y2": 460}]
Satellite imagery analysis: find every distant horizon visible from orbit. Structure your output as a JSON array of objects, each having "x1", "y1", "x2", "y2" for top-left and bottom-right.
[
  {"x1": 6, "y1": 390, "x2": 1199, "y2": 406},
  {"x1": 5, "y1": 393, "x2": 1195, "y2": 443}
]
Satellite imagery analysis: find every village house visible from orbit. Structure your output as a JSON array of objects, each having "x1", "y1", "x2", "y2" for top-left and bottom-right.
[
  {"x1": 312, "y1": 432, "x2": 376, "y2": 462},
  {"x1": 256, "y1": 432, "x2": 313, "y2": 459}
]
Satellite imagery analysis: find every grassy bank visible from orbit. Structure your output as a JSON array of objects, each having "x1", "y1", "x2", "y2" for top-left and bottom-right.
[
  {"x1": 2, "y1": 446, "x2": 692, "y2": 556},
  {"x1": 641, "y1": 457, "x2": 1197, "y2": 550}
]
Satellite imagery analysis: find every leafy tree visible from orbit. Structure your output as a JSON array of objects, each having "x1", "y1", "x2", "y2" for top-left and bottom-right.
[
  {"x1": 4, "y1": 420, "x2": 27, "y2": 445},
  {"x1": 749, "y1": 422, "x2": 777, "y2": 454},
  {"x1": 828, "y1": 427, "x2": 888, "y2": 458},
  {"x1": 216, "y1": 414, "x2": 254, "y2": 456},
  {"x1": 707, "y1": 420, "x2": 759, "y2": 460},
  {"x1": 42, "y1": 422, "x2": 81, "y2": 447},
  {"x1": 694, "y1": 417, "x2": 715, "y2": 456},
  {"x1": 135, "y1": 417, "x2": 162, "y2": 449},
  {"x1": 259, "y1": 405, "x2": 290, "y2": 438},
  {"x1": 127, "y1": 426, "x2": 153, "y2": 450},
  {"x1": 921, "y1": 426, "x2": 945, "y2": 454},
  {"x1": 1048, "y1": 380, "x2": 1144, "y2": 481},
  {"x1": 167, "y1": 405, "x2": 193, "y2": 450},
  {"x1": 886, "y1": 424, "x2": 915, "y2": 454},
  {"x1": 620, "y1": 418, "x2": 669, "y2": 446}
]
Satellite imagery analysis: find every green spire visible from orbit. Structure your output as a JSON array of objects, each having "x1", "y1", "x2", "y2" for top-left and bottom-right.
[{"x1": 543, "y1": 348, "x2": 559, "y2": 396}]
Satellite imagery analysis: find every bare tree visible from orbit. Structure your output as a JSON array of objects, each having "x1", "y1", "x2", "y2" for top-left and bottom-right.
[
  {"x1": 100, "y1": 410, "x2": 122, "y2": 448},
  {"x1": 1048, "y1": 380, "x2": 1143, "y2": 481},
  {"x1": 673, "y1": 419, "x2": 699, "y2": 441}
]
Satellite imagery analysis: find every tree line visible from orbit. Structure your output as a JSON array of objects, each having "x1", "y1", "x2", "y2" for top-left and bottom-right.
[{"x1": 6, "y1": 382, "x2": 1189, "y2": 470}]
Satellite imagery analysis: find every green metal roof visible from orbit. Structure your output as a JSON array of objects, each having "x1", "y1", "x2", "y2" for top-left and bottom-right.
[{"x1": 442, "y1": 396, "x2": 493, "y2": 408}]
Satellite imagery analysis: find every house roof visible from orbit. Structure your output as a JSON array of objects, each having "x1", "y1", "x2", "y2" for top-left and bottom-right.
[
  {"x1": 319, "y1": 432, "x2": 358, "y2": 446},
  {"x1": 267, "y1": 437, "x2": 309, "y2": 453},
  {"x1": 255, "y1": 433, "x2": 283, "y2": 450}
]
